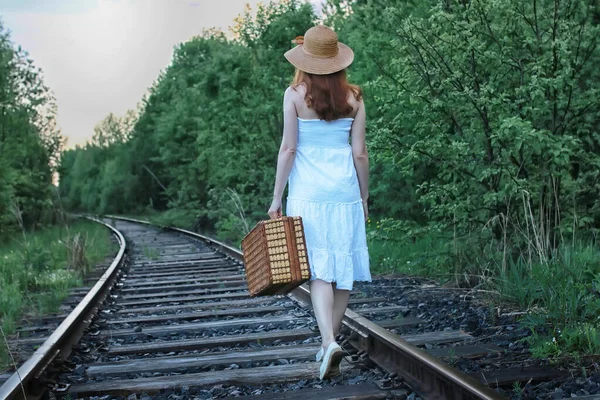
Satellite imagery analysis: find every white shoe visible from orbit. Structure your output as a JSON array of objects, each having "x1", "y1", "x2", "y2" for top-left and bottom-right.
[
  {"x1": 319, "y1": 342, "x2": 343, "y2": 380},
  {"x1": 315, "y1": 347, "x2": 324, "y2": 362}
]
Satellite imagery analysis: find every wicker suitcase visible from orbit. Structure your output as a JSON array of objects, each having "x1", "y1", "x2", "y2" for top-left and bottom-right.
[{"x1": 241, "y1": 216, "x2": 311, "y2": 296}]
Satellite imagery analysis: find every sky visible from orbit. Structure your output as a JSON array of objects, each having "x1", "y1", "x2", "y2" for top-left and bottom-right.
[{"x1": 0, "y1": 0, "x2": 321, "y2": 148}]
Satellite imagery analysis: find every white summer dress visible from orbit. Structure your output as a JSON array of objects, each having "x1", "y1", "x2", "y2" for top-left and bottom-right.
[{"x1": 286, "y1": 117, "x2": 371, "y2": 290}]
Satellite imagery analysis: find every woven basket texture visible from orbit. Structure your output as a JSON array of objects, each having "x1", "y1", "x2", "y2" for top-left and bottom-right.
[{"x1": 242, "y1": 216, "x2": 310, "y2": 296}]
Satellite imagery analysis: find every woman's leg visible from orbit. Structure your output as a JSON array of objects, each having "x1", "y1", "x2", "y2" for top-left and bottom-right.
[
  {"x1": 332, "y1": 286, "x2": 351, "y2": 335},
  {"x1": 309, "y1": 279, "x2": 335, "y2": 350}
]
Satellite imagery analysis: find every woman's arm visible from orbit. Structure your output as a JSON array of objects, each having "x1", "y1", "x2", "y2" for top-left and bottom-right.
[
  {"x1": 350, "y1": 100, "x2": 369, "y2": 221},
  {"x1": 268, "y1": 87, "x2": 298, "y2": 219}
]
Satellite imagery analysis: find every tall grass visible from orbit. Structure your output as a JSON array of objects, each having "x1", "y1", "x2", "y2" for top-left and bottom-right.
[
  {"x1": 366, "y1": 196, "x2": 600, "y2": 359},
  {"x1": 0, "y1": 219, "x2": 115, "y2": 371},
  {"x1": 500, "y1": 244, "x2": 600, "y2": 358}
]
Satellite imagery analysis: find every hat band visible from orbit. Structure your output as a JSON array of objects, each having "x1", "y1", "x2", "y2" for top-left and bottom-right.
[{"x1": 301, "y1": 44, "x2": 339, "y2": 59}]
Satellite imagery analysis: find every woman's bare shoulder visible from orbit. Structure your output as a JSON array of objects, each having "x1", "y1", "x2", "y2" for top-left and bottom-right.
[
  {"x1": 285, "y1": 85, "x2": 305, "y2": 106},
  {"x1": 286, "y1": 83, "x2": 306, "y2": 97},
  {"x1": 347, "y1": 90, "x2": 364, "y2": 116}
]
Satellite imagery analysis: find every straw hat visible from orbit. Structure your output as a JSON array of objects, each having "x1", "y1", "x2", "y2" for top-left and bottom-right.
[{"x1": 284, "y1": 25, "x2": 354, "y2": 75}]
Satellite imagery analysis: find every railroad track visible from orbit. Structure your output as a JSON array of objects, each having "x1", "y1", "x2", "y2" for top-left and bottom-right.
[{"x1": 0, "y1": 216, "x2": 572, "y2": 399}]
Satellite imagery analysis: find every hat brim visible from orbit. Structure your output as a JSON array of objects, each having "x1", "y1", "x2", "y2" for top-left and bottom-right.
[{"x1": 284, "y1": 42, "x2": 354, "y2": 75}]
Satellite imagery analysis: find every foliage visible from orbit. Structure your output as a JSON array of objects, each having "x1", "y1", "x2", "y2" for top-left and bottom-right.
[
  {"x1": 527, "y1": 324, "x2": 600, "y2": 359},
  {"x1": 91, "y1": 110, "x2": 137, "y2": 148},
  {"x1": 507, "y1": 241, "x2": 600, "y2": 358},
  {"x1": 334, "y1": 0, "x2": 600, "y2": 262},
  {"x1": 366, "y1": 218, "x2": 452, "y2": 277},
  {"x1": 0, "y1": 219, "x2": 115, "y2": 371},
  {"x1": 0, "y1": 21, "x2": 64, "y2": 239}
]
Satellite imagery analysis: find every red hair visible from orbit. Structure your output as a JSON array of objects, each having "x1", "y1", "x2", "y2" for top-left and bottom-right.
[{"x1": 292, "y1": 69, "x2": 362, "y2": 121}]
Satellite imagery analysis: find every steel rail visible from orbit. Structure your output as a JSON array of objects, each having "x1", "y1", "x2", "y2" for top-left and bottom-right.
[
  {"x1": 106, "y1": 215, "x2": 506, "y2": 400},
  {"x1": 0, "y1": 217, "x2": 127, "y2": 400}
]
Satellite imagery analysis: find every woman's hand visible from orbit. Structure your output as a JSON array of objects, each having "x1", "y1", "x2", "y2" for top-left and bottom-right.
[
  {"x1": 362, "y1": 199, "x2": 369, "y2": 222},
  {"x1": 268, "y1": 198, "x2": 283, "y2": 220}
]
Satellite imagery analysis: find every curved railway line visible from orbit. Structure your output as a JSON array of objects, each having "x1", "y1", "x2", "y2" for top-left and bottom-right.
[{"x1": 0, "y1": 217, "x2": 579, "y2": 399}]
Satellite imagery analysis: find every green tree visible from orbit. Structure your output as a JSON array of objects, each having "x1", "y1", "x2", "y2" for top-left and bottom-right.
[
  {"x1": 91, "y1": 110, "x2": 136, "y2": 147},
  {"x1": 0, "y1": 21, "x2": 63, "y2": 238},
  {"x1": 360, "y1": 0, "x2": 600, "y2": 261}
]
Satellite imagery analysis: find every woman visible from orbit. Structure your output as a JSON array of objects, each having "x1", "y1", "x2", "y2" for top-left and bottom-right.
[{"x1": 267, "y1": 25, "x2": 371, "y2": 380}]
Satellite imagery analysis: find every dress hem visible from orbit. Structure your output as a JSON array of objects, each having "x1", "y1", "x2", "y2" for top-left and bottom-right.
[
  {"x1": 309, "y1": 277, "x2": 372, "y2": 291},
  {"x1": 307, "y1": 247, "x2": 371, "y2": 291}
]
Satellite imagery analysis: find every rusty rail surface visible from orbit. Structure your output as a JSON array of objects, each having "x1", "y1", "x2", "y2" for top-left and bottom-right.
[
  {"x1": 0, "y1": 217, "x2": 126, "y2": 400},
  {"x1": 106, "y1": 215, "x2": 506, "y2": 400}
]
